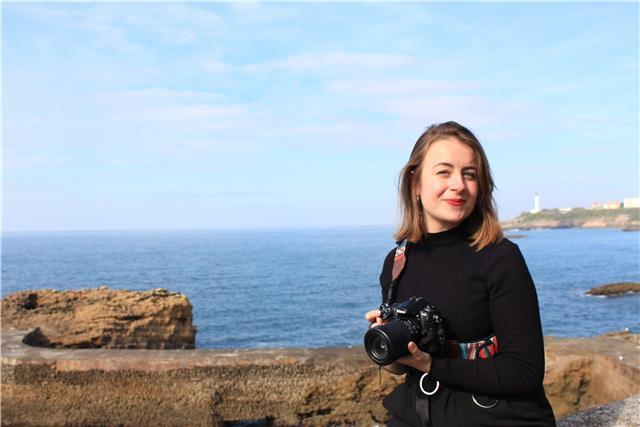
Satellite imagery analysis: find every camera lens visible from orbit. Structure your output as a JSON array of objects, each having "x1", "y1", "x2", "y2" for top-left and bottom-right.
[
  {"x1": 364, "y1": 319, "x2": 414, "y2": 366},
  {"x1": 365, "y1": 328, "x2": 392, "y2": 365},
  {"x1": 371, "y1": 335, "x2": 389, "y2": 359}
]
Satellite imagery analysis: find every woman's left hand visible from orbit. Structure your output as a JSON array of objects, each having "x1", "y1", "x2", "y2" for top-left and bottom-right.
[{"x1": 395, "y1": 341, "x2": 433, "y2": 373}]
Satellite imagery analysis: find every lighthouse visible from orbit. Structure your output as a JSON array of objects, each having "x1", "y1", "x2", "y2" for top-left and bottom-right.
[{"x1": 531, "y1": 193, "x2": 541, "y2": 214}]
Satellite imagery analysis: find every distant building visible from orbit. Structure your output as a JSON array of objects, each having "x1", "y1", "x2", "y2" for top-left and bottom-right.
[
  {"x1": 559, "y1": 208, "x2": 573, "y2": 213},
  {"x1": 591, "y1": 201, "x2": 601, "y2": 209},
  {"x1": 603, "y1": 201, "x2": 622, "y2": 209},
  {"x1": 530, "y1": 193, "x2": 541, "y2": 214},
  {"x1": 623, "y1": 197, "x2": 640, "y2": 208}
]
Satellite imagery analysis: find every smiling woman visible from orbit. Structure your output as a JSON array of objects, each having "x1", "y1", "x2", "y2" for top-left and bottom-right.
[
  {"x1": 364, "y1": 122, "x2": 557, "y2": 426},
  {"x1": 394, "y1": 121, "x2": 503, "y2": 248},
  {"x1": 415, "y1": 138, "x2": 479, "y2": 233}
]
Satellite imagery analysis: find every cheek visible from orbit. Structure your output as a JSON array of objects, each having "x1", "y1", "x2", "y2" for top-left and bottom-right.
[
  {"x1": 420, "y1": 180, "x2": 446, "y2": 198},
  {"x1": 468, "y1": 183, "x2": 479, "y2": 204},
  {"x1": 469, "y1": 182, "x2": 479, "y2": 195}
]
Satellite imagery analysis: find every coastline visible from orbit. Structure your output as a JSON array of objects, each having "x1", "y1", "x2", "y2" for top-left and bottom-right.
[{"x1": 501, "y1": 207, "x2": 640, "y2": 231}]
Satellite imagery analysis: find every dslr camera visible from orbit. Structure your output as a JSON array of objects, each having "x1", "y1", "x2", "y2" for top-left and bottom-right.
[{"x1": 364, "y1": 296, "x2": 446, "y2": 366}]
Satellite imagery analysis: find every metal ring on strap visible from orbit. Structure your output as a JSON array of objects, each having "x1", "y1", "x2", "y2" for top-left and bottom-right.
[
  {"x1": 471, "y1": 394, "x2": 498, "y2": 409},
  {"x1": 419, "y1": 373, "x2": 440, "y2": 396}
]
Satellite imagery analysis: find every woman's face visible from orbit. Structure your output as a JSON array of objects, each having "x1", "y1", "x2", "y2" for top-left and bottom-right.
[{"x1": 415, "y1": 137, "x2": 479, "y2": 233}]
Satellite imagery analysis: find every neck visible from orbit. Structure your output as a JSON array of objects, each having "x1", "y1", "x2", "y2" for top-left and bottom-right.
[{"x1": 425, "y1": 222, "x2": 462, "y2": 234}]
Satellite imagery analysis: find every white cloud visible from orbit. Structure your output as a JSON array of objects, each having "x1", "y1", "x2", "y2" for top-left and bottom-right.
[
  {"x1": 10, "y1": 3, "x2": 225, "y2": 53},
  {"x1": 239, "y1": 51, "x2": 420, "y2": 74},
  {"x1": 202, "y1": 60, "x2": 234, "y2": 74},
  {"x1": 325, "y1": 79, "x2": 480, "y2": 96}
]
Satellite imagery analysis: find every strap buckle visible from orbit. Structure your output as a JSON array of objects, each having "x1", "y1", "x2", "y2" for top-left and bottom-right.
[
  {"x1": 471, "y1": 394, "x2": 498, "y2": 408},
  {"x1": 419, "y1": 373, "x2": 440, "y2": 396}
]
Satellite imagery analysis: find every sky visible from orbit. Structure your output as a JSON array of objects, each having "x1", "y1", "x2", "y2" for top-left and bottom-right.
[{"x1": 2, "y1": 1, "x2": 639, "y2": 232}]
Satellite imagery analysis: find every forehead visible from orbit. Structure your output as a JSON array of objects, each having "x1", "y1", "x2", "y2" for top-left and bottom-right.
[{"x1": 422, "y1": 137, "x2": 477, "y2": 166}]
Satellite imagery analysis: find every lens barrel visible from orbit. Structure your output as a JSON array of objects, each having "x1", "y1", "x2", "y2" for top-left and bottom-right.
[{"x1": 364, "y1": 319, "x2": 414, "y2": 365}]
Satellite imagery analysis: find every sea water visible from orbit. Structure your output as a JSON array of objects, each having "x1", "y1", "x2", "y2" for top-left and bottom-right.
[{"x1": 2, "y1": 227, "x2": 639, "y2": 348}]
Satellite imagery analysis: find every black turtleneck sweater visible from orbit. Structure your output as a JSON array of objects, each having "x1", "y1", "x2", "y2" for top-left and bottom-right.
[{"x1": 379, "y1": 225, "x2": 547, "y2": 397}]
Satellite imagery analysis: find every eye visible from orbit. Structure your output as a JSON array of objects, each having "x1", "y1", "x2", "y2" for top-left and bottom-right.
[
  {"x1": 463, "y1": 170, "x2": 477, "y2": 179},
  {"x1": 436, "y1": 170, "x2": 450, "y2": 176}
]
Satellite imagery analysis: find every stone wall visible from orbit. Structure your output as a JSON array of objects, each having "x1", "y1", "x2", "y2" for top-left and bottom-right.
[
  {"x1": 2, "y1": 329, "x2": 638, "y2": 426},
  {"x1": 1, "y1": 329, "x2": 400, "y2": 426}
]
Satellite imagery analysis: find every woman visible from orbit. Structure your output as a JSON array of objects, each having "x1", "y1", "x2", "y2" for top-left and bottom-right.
[{"x1": 365, "y1": 122, "x2": 556, "y2": 426}]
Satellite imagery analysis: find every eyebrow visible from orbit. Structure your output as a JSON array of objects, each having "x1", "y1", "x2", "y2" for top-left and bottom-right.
[{"x1": 432, "y1": 162, "x2": 478, "y2": 169}]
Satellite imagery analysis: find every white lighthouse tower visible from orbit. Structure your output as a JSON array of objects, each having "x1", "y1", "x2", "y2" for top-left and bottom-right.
[{"x1": 531, "y1": 193, "x2": 541, "y2": 214}]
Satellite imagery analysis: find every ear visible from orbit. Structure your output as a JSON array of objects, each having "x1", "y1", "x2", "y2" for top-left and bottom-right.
[{"x1": 410, "y1": 169, "x2": 420, "y2": 198}]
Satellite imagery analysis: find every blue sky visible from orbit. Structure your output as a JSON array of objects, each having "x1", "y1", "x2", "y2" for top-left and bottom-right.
[{"x1": 3, "y1": 2, "x2": 639, "y2": 231}]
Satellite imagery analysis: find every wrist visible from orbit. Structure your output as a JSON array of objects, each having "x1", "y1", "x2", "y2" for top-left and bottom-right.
[
  {"x1": 424, "y1": 358, "x2": 432, "y2": 373},
  {"x1": 383, "y1": 362, "x2": 407, "y2": 375}
]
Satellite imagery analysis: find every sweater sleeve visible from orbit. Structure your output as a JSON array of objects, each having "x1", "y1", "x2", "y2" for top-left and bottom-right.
[{"x1": 429, "y1": 241, "x2": 546, "y2": 397}]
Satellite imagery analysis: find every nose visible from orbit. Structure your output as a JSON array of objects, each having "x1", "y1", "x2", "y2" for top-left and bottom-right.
[{"x1": 448, "y1": 172, "x2": 465, "y2": 192}]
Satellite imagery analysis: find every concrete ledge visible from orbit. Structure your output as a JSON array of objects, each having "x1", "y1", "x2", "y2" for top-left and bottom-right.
[
  {"x1": 1, "y1": 328, "x2": 401, "y2": 426},
  {"x1": 3, "y1": 329, "x2": 640, "y2": 426}
]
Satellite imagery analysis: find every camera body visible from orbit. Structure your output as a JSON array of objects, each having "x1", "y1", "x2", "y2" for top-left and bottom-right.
[{"x1": 364, "y1": 296, "x2": 446, "y2": 366}]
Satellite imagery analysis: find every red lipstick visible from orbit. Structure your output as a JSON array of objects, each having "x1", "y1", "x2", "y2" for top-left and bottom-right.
[{"x1": 445, "y1": 199, "x2": 465, "y2": 206}]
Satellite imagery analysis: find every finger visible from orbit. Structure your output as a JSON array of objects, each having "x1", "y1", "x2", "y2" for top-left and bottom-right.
[
  {"x1": 376, "y1": 317, "x2": 383, "y2": 325},
  {"x1": 408, "y1": 341, "x2": 418, "y2": 354},
  {"x1": 365, "y1": 310, "x2": 381, "y2": 321}
]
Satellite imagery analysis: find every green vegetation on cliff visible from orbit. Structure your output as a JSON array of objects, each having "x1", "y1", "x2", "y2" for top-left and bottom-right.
[{"x1": 502, "y1": 207, "x2": 640, "y2": 230}]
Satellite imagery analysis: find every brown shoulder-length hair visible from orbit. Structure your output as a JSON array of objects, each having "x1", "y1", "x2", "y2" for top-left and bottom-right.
[{"x1": 394, "y1": 121, "x2": 503, "y2": 250}]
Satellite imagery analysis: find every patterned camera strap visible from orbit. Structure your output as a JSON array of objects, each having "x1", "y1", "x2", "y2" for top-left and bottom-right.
[
  {"x1": 448, "y1": 335, "x2": 499, "y2": 360},
  {"x1": 386, "y1": 239, "x2": 409, "y2": 304}
]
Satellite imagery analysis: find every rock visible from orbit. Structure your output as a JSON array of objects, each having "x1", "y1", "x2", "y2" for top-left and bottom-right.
[
  {"x1": 544, "y1": 332, "x2": 640, "y2": 418},
  {"x1": 586, "y1": 282, "x2": 640, "y2": 297},
  {"x1": 0, "y1": 328, "x2": 402, "y2": 427},
  {"x1": 1, "y1": 287, "x2": 196, "y2": 349},
  {"x1": 558, "y1": 395, "x2": 640, "y2": 427},
  {"x1": 1, "y1": 329, "x2": 638, "y2": 426}
]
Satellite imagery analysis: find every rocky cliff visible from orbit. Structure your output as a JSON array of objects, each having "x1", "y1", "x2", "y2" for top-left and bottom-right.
[{"x1": 1, "y1": 287, "x2": 196, "y2": 349}]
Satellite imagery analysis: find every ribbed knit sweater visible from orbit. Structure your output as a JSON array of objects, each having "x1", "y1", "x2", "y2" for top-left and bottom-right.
[{"x1": 379, "y1": 224, "x2": 547, "y2": 397}]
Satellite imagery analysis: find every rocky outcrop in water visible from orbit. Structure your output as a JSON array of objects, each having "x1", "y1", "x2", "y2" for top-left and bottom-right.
[
  {"x1": 1, "y1": 287, "x2": 196, "y2": 349},
  {"x1": 586, "y1": 282, "x2": 640, "y2": 297}
]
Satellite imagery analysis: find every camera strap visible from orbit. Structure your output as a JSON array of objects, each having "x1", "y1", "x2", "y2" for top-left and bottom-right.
[
  {"x1": 387, "y1": 239, "x2": 410, "y2": 304},
  {"x1": 449, "y1": 334, "x2": 499, "y2": 360}
]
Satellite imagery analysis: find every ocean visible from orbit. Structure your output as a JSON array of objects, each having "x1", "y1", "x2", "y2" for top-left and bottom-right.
[{"x1": 2, "y1": 227, "x2": 639, "y2": 348}]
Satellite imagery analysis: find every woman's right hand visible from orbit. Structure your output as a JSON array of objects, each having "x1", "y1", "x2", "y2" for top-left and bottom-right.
[{"x1": 365, "y1": 309, "x2": 384, "y2": 328}]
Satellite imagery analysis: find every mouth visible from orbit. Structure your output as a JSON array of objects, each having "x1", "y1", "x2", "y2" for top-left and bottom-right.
[{"x1": 445, "y1": 199, "x2": 465, "y2": 207}]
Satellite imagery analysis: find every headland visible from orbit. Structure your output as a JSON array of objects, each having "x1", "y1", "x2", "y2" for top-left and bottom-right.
[{"x1": 502, "y1": 207, "x2": 640, "y2": 231}]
